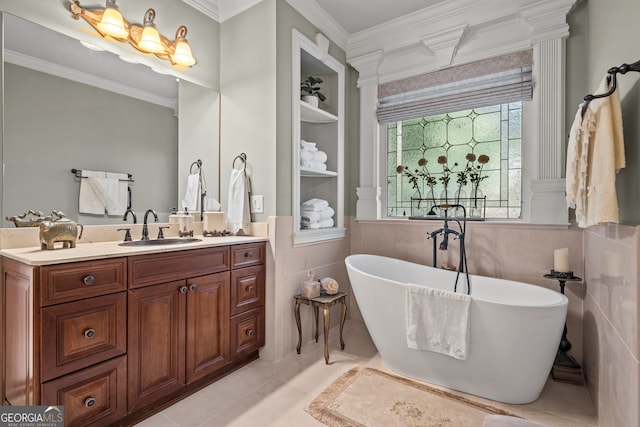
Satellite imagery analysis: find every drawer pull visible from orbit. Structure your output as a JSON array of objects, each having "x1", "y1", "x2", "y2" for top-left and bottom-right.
[
  {"x1": 180, "y1": 286, "x2": 188, "y2": 294},
  {"x1": 83, "y1": 275, "x2": 95, "y2": 285},
  {"x1": 85, "y1": 397, "x2": 96, "y2": 408},
  {"x1": 84, "y1": 329, "x2": 96, "y2": 339},
  {"x1": 189, "y1": 284, "x2": 197, "y2": 292},
  {"x1": 246, "y1": 329, "x2": 254, "y2": 336},
  {"x1": 244, "y1": 251, "x2": 253, "y2": 258},
  {"x1": 246, "y1": 285, "x2": 254, "y2": 292}
]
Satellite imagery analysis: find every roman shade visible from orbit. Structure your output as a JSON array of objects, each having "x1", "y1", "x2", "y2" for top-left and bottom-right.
[{"x1": 376, "y1": 49, "x2": 533, "y2": 123}]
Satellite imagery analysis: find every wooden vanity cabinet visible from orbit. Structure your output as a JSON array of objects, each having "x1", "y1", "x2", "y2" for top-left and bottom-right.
[{"x1": 2, "y1": 241, "x2": 266, "y2": 426}]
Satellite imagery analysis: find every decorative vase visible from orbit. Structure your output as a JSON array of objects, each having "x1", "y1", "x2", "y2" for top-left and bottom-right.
[
  {"x1": 302, "y1": 95, "x2": 319, "y2": 108},
  {"x1": 439, "y1": 186, "x2": 450, "y2": 217},
  {"x1": 453, "y1": 187, "x2": 467, "y2": 218},
  {"x1": 470, "y1": 186, "x2": 484, "y2": 218}
]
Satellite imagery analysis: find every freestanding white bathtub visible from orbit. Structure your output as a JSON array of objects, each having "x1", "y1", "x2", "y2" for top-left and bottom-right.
[{"x1": 345, "y1": 254, "x2": 568, "y2": 404}]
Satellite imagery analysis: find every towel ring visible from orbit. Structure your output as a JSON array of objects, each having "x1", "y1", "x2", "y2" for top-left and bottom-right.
[
  {"x1": 233, "y1": 153, "x2": 247, "y2": 171},
  {"x1": 190, "y1": 159, "x2": 202, "y2": 174}
]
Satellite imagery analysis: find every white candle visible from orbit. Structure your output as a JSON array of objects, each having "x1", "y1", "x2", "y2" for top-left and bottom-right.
[{"x1": 554, "y1": 248, "x2": 570, "y2": 272}]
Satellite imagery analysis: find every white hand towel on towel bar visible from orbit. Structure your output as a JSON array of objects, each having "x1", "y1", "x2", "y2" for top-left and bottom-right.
[
  {"x1": 405, "y1": 284, "x2": 471, "y2": 360},
  {"x1": 106, "y1": 172, "x2": 129, "y2": 216},
  {"x1": 182, "y1": 173, "x2": 200, "y2": 211},
  {"x1": 79, "y1": 170, "x2": 106, "y2": 214},
  {"x1": 227, "y1": 168, "x2": 251, "y2": 234}
]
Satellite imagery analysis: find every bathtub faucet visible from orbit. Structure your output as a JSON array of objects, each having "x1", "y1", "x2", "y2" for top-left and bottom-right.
[{"x1": 439, "y1": 219, "x2": 462, "y2": 251}]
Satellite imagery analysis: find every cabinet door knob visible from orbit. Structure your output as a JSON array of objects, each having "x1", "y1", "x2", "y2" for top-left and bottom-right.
[
  {"x1": 246, "y1": 329, "x2": 254, "y2": 336},
  {"x1": 189, "y1": 284, "x2": 197, "y2": 292},
  {"x1": 244, "y1": 251, "x2": 253, "y2": 258},
  {"x1": 84, "y1": 328, "x2": 96, "y2": 339},
  {"x1": 85, "y1": 397, "x2": 96, "y2": 408},
  {"x1": 246, "y1": 285, "x2": 254, "y2": 292},
  {"x1": 180, "y1": 286, "x2": 188, "y2": 294},
  {"x1": 83, "y1": 275, "x2": 95, "y2": 285}
]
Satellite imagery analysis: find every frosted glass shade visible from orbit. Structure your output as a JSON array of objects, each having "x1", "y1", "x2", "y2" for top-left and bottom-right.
[
  {"x1": 97, "y1": 7, "x2": 128, "y2": 39},
  {"x1": 139, "y1": 25, "x2": 163, "y2": 53},
  {"x1": 172, "y1": 40, "x2": 196, "y2": 66}
]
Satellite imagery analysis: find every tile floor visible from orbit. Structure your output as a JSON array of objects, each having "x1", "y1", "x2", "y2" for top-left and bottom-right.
[{"x1": 135, "y1": 319, "x2": 598, "y2": 427}]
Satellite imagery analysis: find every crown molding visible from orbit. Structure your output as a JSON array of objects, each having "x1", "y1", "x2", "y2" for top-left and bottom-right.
[
  {"x1": 181, "y1": 0, "x2": 221, "y2": 22},
  {"x1": 347, "y1": 0, "x2": 576, "y2": 84},
  {"x1": 284, "y1": 0, "x2": 349, "y2": 51}
]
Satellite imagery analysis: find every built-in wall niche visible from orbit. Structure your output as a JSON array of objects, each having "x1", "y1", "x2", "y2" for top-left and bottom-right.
[
  {"x1": 1, "y1": 13, "x2": 219, "y2": 226},
  {"x1": 292, "y1": 29, "x2": 345, "y2": 245}
]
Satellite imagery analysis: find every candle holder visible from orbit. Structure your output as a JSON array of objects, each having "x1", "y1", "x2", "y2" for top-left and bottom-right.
[{"x1": 543, "y1": 270, "x2": 584, "y2": 385}]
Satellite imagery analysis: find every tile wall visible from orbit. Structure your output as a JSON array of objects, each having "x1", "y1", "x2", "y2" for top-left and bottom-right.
[{"x1": 583, "y1": 224, "x2": 639, "y2": 426}]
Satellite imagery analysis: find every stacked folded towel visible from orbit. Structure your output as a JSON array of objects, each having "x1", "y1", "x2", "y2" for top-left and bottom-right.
[
  {"x1": 301, "y1": 198, "x2": 335, "y2": 229},
  {"x1": 300, "y1": 139, "x2": 328, "y2": 172}
]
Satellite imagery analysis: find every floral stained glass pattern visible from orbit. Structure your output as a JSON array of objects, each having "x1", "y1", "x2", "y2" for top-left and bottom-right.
[{"x1": 387, "y1": 103, "x2": 522, "y2": 219}]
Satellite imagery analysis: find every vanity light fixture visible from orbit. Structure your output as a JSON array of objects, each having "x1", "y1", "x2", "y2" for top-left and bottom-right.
[{"x1": 69, "y1": 0, "x2": 196, "y2": 67}]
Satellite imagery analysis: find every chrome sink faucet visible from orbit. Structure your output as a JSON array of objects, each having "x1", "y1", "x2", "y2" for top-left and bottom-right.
[{"x1": 141, "y1": 209, "x2": 158, "y2": 241}]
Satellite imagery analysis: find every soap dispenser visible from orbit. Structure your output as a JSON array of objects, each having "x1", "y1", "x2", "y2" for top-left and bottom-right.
[{"x1": 178, "y1": 207, "x2": 194, "y2": 237}]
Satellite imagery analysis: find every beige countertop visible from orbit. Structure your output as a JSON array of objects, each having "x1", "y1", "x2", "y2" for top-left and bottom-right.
[{"x1": 0, "y1": 235, "x2": 268, "y2": 266}]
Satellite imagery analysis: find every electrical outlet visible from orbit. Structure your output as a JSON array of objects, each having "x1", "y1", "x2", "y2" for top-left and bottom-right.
[{"x1": 251, "y1": 195, "x2": 264, "y2": 213}]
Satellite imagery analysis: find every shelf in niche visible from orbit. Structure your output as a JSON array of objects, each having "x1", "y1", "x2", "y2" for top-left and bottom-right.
[
  {"x1": 300, "y1": 100, "x2": 337, "y2": 123},
  {"x1": 300, "y1": 167, "x2": 338, "y2": 177},
  {"x1": 294, "y1": 227, "x2": 346, "y2": 245}
]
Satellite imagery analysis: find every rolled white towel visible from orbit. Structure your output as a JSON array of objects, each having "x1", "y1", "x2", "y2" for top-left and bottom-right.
[
  {"x1": 319, "y1": 218, "x2": 334, "y2": 228},
  {"x1": 300, "y1": 159, "x2": 327, "y2": 171},
  {"x1": 302, "y1": 198, "x2": 329, "y2": 209},
  {"x1": 300, "y1": 140, "x2": 318, "y2": 151},
  {"x1": 312, "y1": 150, "x2": 328, "y2": 163},
  {"x1": 301, "y1": 211, "x2": 322, "y2": 224},
  {"x1": 320, "y1": 277, "x2": 339, "y2": 295},
  {"x1": 320, "y1": 206, "x2": 334, "y2": 220},
  {"x1": 300, "y1": 150, "x2": 315, "y2": 161},
  {"x1": 301, "y1": 221, "x2": 321, "y2": 229}
]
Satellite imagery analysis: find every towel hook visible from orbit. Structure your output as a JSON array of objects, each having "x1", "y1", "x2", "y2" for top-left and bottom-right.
[
  {"x1": 232, "y1": 153, "x2": 247, "y2": 171},
  {"x1": 190, "y1": 159, "x2": 202, "y2": 174}
]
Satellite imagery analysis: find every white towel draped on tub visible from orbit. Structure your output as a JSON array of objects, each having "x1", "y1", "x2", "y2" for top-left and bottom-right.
[{"x1": 405, "y1": 284, "x2": 471, "y2": 360}]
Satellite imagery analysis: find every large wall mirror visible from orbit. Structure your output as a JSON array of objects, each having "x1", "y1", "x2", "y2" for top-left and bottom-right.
[{"x1": 2, "y1": 13, "x2": 220, "y2": 227}]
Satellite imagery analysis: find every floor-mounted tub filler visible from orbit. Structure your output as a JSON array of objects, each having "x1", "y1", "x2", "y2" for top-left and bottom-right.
[{"x1": 345, "y1": 254, "x2": 568, "y2": 404}]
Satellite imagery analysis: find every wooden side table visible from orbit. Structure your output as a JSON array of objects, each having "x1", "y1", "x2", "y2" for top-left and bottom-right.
[{"x1": 294, "y1": 291, "x2": 347, "y2": 364}]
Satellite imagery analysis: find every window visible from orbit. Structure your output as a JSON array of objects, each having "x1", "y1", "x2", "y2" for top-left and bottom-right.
[{"x1": 387, "y1": 102, "x2": 522, "y2": 219}]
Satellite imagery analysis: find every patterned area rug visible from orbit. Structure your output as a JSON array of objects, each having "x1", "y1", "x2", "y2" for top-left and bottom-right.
[{"x1": 308, "y1": 366, "x2": 520, "y2": 427}]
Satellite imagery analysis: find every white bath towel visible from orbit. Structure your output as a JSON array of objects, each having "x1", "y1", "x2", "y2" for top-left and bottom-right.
[
  {"x1": 300, "y1": 159, "x2": 328, "y2": 171},
  {"x1": 301, "y1": 206, "x2": 334, "y2": 224},
  {"x1": 405, "y1": 284, "x2": 471, "y2": 360},
  {"x1": 79, "y1": 170, "x2": 107, "y2": 214},
  {"x1": 106, "y1": 172, "x2": 129, "y2": 216},
  {"x1": 312, "y1": 150, "x2": 328, "y2": 163},
  {"x1": 301, "y1": 218, "x2": 334, "y2": 229},
  {"x1": 300, "y1": 149, "x2": 315, "y2": 161},
  {"x1": 301, "y1": 198, "x2": 329, "y2": 210},
  {"x1": 566, "y1": 75, "x2": 625, "y2": 228},
  {"x1": 182, "y1": 173, "x2": 200, "y2": 211},
  {"x1": 300, "y1": 140, "x2": 318, "y2": 151},
  {"x1": 227, "y1": 168, "x2": 251, "y2": 234}
]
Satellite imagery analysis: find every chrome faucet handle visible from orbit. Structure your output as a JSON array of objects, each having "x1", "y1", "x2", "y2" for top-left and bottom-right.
[{"x1": 117, "y1": 228, "x2": 132, "y2": 242}]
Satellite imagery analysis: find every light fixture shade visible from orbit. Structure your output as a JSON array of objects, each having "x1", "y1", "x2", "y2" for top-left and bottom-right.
[
  {"x1": 172, "y1": 40, "x2": 196, "y2": 66},
  {"x1": 139, "y1": 25, "x2": 163, "y2": 53},
  {"x1": 138, "y1": 8, "x2": 164, "y2": 53},
  {"x1": 97, "y1": 6, "x2": 127, "y2": 39}
]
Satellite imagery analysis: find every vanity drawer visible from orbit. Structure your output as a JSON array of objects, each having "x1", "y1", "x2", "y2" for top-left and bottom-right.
[
  {"x1": 230, "y1": 307, "x2": 265, "y2": 358},
  {"x1": 231, "y1": 243, "x2": 265, "y2": 269},
  {"x1": 40, "y1": 258, "x2": 127, "y2": 306},
  {"x1": 41, "y1": 292, "x2": 127, "y2": 382},
  {"x1": 129, "y1": 246, "x2": 229, "y2": 288},
  {"x1": 42, "y1": 355, "x2": 127, "y2": 427},
  {"x1": 230, "y1": 265, "x2": 265, "y2": 316}
]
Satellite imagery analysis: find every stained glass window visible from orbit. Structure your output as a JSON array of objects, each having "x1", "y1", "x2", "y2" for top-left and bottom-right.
[{"x1": 387, "y1": 102, "x2": 522, "y2": 219}]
